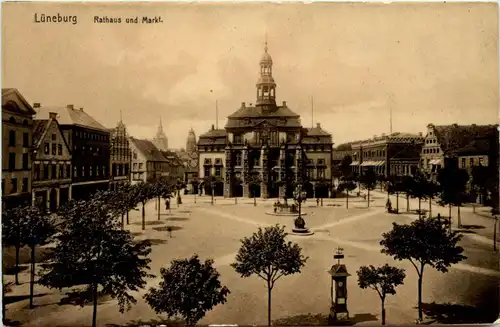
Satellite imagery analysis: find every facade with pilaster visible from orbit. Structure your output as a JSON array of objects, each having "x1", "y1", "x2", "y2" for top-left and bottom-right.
[
  {"x1": 197, "y1": 42, "x2": 333, "y2": 199},
  {"x1": 109, "y1": 120, "x2": 131, "y2": 191},
  {"x1": 32, "y1": 112, "x2": 72, "y2": 211},
  {"x1": 2, "y1": 88, "x2": 36, "y2": 210},
  {"x1": 34, "y1": 103, "x2": 111, "y2": 200},
  {"x1": 350, "y1": 133, "x2": 424, "y2": 177}
]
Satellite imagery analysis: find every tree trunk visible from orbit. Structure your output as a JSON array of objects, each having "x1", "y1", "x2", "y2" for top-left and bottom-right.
[
  {"x1": 267, "y1": 283, "x2": 272, "y2": 326},
  {"x1": 158, "y1": 196, "x2": 161, "y2": 220},
  {"x1": 417, "y1": 270, "x2": 424, "y2": 321},
  {"x1": 321, "y1": 198, "x2": 323, "y2": 206},
  {"x1": 126, "y1": 210, "x2": 129, "y2": 225},
  {"x1": 429, "y1": 198, "x2": 432, "y2": 218},
  {"x1": 2, "y1": 278, "x2": 6, "y2": 322},
  {"x1": 142, "y1": 203, "x2": 145, "y2": 230},
  {"x1": 15, "y1": 244, "x2": 20, "y2": 285},
  {"x1": 29, "y1": 244, "x2": 35, "y2": 309},
  {"x1": 254, "y1": 195, "x2": 257, "y2": 207},
  {"x1": 121, "y1": 213, "x2": 124, "y2": 229},
  {"x1": 92, "y1": 283, "x2": 98, "y2": 327},
  {"x1": 396, "y1": 193, "x2": 399, "y2": 212},
  {"x1": 494, "y1": 217, "x2": 497, "y2": 252},
  {"x1": 367, "y1": 189, "x2": 370, "y2": 208},
  {"x1": 418, "y1": 198, "x2": 421, "y2": 215},
  {"x1": 381, "y1": 298, "x2": 386, "y2": 325},
  {"x1": 211, "y1": 188, "x2": 214, "y2": 205},
  {"x1": 406, "y1": 195, "x2": 410, "y2": 212},
  {"x1": 346, "y1": 191, "x2": 349, "y2": 209},
  {"x1": 194, "y1": 193, "x2": 197, "y2": 204},
  {"x1": 449, "y1": 205, "x2": 452, "y2": 233},
  {"x1": 457, "y1": 206, "x2": 461, "y2": 228}
]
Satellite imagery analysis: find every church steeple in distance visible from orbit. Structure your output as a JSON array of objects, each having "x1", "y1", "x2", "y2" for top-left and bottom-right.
[{"x1": 256, "y1": 36, "x2": 277, "y2": 111}]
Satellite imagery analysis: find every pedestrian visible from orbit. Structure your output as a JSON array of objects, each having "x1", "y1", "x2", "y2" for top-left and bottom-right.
[
  {"x1": 165, "y1": 198, "x2": 170, "y2": 210},
  {"x1": 316, "y1": 198, "x2": 320, "y2": 207}
]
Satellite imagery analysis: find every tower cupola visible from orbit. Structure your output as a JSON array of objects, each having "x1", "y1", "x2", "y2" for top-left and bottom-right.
[{"x1": 256, "y1": 39, "x2": 277, "y2": 110}]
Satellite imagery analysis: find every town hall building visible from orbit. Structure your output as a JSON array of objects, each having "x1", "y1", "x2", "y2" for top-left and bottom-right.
[{"x1": 197, "y1": 41, "x2": 333, "y2": 199}]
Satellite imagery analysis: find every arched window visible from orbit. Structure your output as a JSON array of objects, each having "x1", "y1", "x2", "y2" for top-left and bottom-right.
[
  {"x1": 22, "y1": 119, "x2": 28, "y2": 125},
  {"x1": 9, "y1": 117, "x2": 16, "y2": 124}
]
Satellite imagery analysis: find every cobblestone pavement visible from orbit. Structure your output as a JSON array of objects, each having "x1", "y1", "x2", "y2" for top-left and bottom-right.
[{"x1": 4, "y1": 193, "x2": 499, "y2": 326}]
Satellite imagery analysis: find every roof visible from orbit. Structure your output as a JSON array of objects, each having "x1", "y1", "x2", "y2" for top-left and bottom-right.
[
  {"x1": 227, "y1": 104, "x2": 300, "y2": 119},
  {"x1": 456, "y1": 139, "x2": 492, "y2": 156},
  {"x1": 2, "y1": 88, "x2": 37, "y2": 115},
  {"x1": 335, "y1": 143, "x2": 353, "y2": 151},
  {"x1": 34, "y1": 105, "x2": 108, "y2": 132},
  {"x1": 32, "y1": 120, "x2": 49, "y2": 148},
  {"x1": 431, "y1": 124, "x2": 498, "y2": 156},
  {"x1": 304, "y1": 124, "x2": 331, "y2": 137},
  {"x1": 130, "y1": 138, "x2": 167, "y2": 162}
]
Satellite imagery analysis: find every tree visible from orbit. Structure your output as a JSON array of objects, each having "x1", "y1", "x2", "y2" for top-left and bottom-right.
[
  {"x1": 151, "y1": 179, "x2": 173, "y2": 220},
  {"x1": 339, "y1": 155, "x2": 353, "y2": 178},
  {"x1": 124, "y1": 183, "x2": 140, "y2": 225},
  {"x1": 2, "y1": 206, "x2": 24, "y2": 284},
  {"x1": 471, "y1": 165, "x2": 489, "y2": 206},
  {"x1": 425, "y1": 179, "x2": 440, "y2": 218},
  {"x1": 438, "y1": 167, "x2": 469, "y2": 228},
  {"x1": 231, "y1": 225, "x2": 308, "y2": 326},
  {"x1": 191, "y1": 179, "x2": 199, "y2": 203},
  {"x1": 39, "y1": 191, "x2": 153, "y2": 327},
  {"x1": 136, "y1": 182, "x2": 153, "y2": 230},
  {"x1": 338, "y1": 177, "x2": 357, "y2": 209},
  {"x1": 315, "y1": 177, "x2": 330, "y2": 206},
  {"x1": 407, "y1": 172, "x2": 429, "y2": 214},
  {"x1": 357, "y1": 264, "x2": 406, "y2": 325},
  {"x1": 144, "y1": 254, "x2": 230, "y2": 326},
  {"x1": 359, "y1": 167, "x2": 377, "y2": 207},
  {"x1": 18, "y1": 205, "x2": 56, "y2": 308},
  {"x1": 400, "y1": 175, "x2": 416, "y2": 212},
  {"x1": 380, "y1": 217, "x2": 466, "y2": 321},
  {"x1": 248, "y1": 174, "x2": 262, "y2": 206}
]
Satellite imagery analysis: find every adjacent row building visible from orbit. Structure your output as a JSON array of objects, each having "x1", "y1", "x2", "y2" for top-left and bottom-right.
[{"x1": 2, "y1": 88, "x2": 188, "y2": 211}]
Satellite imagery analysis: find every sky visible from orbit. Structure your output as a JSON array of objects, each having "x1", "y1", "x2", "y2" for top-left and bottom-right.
[{"x1": 2, "y1": 2, "x2": 498, "y2": 149}]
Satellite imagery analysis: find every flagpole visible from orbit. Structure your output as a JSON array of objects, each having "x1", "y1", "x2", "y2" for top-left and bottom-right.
[
  {"x1": 216, "y1": 100, "x2": 219, "y2": 129},
  {"x1": 311, "y1": 96, "x2": 314, "y2": 128}
]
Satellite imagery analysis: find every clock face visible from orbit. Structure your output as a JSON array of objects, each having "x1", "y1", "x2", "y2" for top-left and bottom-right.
[{"x1": 338, "y1": 281, "x2": 344, "y2": 287}]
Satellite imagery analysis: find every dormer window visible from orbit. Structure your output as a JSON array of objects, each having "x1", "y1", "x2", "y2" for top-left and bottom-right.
[
  {"x1": 204, "y1": 158, "x2": 212, "y2": 165},
  {"x1": 215, "y1": 158, "x2": 223, "y2": 166}
]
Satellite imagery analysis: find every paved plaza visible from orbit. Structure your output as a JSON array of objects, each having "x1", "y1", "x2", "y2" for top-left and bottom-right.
[{"x1": 4, "y1": 192, "x2": 500, "y2": 327}]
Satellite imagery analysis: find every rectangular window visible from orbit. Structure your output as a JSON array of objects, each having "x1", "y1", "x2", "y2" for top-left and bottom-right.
[
  {"x1": 204, "y1": 167, "x2": 211, "y2": 177},
  {"x1": 11, "y1": 178, "x2": 17, "y2": 193},
  {"x1": 22, "y1": 178, "x2": 28, "y2": 192},
  {"x1": 23, "y1": 132, "x2": 29, "y2": 147},
  {"x1": 215, "y1": 167, "x2": 221, "y2": 177},
  {"x1": 96, "y1": 166, "x2": 100, "y2": 176},
  {"x1": 82, "y1": 166, "x2": 85, "y2": 177},
  {"x1": 461, "y1": 158, "x2": 466, "y2": 169},
  {"x1": 58, "y1": 144, "x2": 62, "y2": 155},
  {"x1": 89, "y1": 166, "x2": 93, "y2": 177},
  {"x1": 34, "y1": 164, "x2": 41, "y2": 180},
  {"x1": 479, "y1": 157, "x2": 484, "y2": 166},
  {"x1": 51, "y1": 143, "x2": 56, "y2": 155},
  {"x1": 133, "y1": 163, "x2": 138, "y2": 170},
  {"x1": 74, "y1": 166, "x2": 77, "y2": 178},
  {"x1": 233, "y1": 134, "x2": 242, "y2": 144},
  {"x1": 51, "y1": 164, "x2": 57, "y2": 179},
  {"x1": 1, "y1": 179, "x2": 4, "y2": 195},
  {"x1": 51, "y1": 134, "x2": 56, "y2": 141},
  {"x1": 8, "y1": 130, "x2": 15, "y2": 147},
  {"x1": 43, "y1": 164, "x2": 49, "y2": 179},
  {"x1": 235, "y1": 152, "x2": 242, "y2": 166},
  {"x1": 469, "y1": 158, "x2": 474, "y2": 167},
  {"x1": 59, "y1": 164, "x2": 64, "y2": 179},
  {"x1": 44, "y1": 143, "x2": 50, "y2": 154},
  {"x1": 8, "y1": 153, "x2": 15, "y2": 171},
  {"x1": 139, "y1": 163, "x2": 143, "y2": 170},
  {"x1": 22, "y1": 153, "x2": 29, "y2": 170},
  {"x1": 66, "y1": 165, "x2": 70, "y2": 179},
  {"x1": 317, "y1": 168, "x2": 325, "y2": 179}
]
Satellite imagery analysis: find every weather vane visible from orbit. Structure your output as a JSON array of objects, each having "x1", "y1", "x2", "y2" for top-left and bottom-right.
[{"x1": 333, "y1": 247, "x2": 344, "y2": 265}]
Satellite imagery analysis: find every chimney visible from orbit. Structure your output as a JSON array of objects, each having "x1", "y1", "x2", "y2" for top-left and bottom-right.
[
  {"x1": 49, "y1": 112, "x2": 57, "y2": 120},
  {"x1": 241, "y1": 102, "x2": 246, "y2": 108},
  {"x1": 33, "y1": 103, "x2": 41, "y2": 108},
  {"x1": 67, "y1": 104, "x2": 74, "y2": 110},
  {"x1": 282, "y1": 101, "x2": 287, "y2": 107},
  {"x1": 316, "y1": 123, "x2": 321, "y2": 128},
  {"x1": 418, "y1": 132, "x2": 423, "y2": 136},
  {"x1": 80, "y1": 107, "x2": 84, "y2": 112},
  {"x1": 211, "y1": 124, "x2": 215, "y2": 130},
  {"x1": 381, "y1": 133, "x2": 386, "y2": 137}
]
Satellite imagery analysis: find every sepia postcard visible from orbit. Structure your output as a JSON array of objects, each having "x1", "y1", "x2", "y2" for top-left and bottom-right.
[{"x1": 1, "y1": 2, "x2": 499, "y2": 327}]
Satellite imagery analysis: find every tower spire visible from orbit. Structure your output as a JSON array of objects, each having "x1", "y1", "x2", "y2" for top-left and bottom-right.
[
  {"x1": 311, "y1": 96, "x2": 314, "y2": 128},
  {"x1": 119, "y1": 109, "x2": 123, "y2": 122},
  {"x1": 264, "y1": 32, "x2": 268, "y2": 53}
]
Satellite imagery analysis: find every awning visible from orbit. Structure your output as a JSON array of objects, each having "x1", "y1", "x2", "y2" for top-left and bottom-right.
[
  {"x1": 430, "y1": 159, "x2": 441, "y2": 165},
  {"x1": 361, "y1": 161, "x2": 374, "y2": 166},
  {"x1": 350, "y1": 161, "x2": 359, "y2": 166}
]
